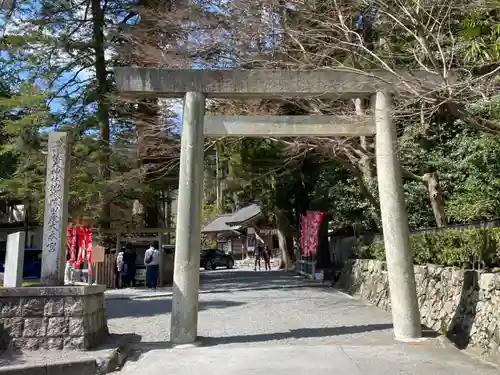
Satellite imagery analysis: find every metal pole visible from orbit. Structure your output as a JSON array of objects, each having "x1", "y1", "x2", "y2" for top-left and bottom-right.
[
  {"x1": 215, "y1": 143, "x2": 221, "y2": 209},
  {"x1": 158, "y1": 231, "x2": 164, "y2": 287},
  {"x1": 170, "y1": 92, "x2": 205, "y2": 346},
  {"x1": 96, "y1": 263, "x2": 99, "y2": 285},
  {"x1": 374, "y1": 91, "x2": 422, "y2": 340}
]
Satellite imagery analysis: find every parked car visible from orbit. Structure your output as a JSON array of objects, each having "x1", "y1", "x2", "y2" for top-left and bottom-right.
[
  {"x1": 200, "y1": 249, "x2": 235, "y2": 270},
  {"x1": 0, "y1": 248, "x2": 41, "y2": 280}
]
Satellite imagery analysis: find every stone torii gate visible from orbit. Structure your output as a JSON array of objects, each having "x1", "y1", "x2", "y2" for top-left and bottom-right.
[{"x1": 114, "y1": 68, "x2": 443, "y2": 345}]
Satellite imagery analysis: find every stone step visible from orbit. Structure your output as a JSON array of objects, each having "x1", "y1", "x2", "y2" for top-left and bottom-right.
[
  {"x1": 0, "y1": 357, "x2": 96, "y2": 375},
  {"x1": 0, "y1": 335, "x2": 136, "y2": 375}
]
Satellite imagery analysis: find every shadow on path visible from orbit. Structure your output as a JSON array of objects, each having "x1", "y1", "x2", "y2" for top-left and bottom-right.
[
  {"x1": 446, "y1": 270, "x2": 479, "y2": 349},
  {"x1": 106, "y1": 298, "x2": 245, "y2": 319},
  {"x1": 106, "y1": 270, "x2": 311, "y2": 300},
  {"x1": 126, "y1": 323, "x2": 440, "y2": 355},
  {"x1": 200, "y1": 323, "x2": 395, "y2": 346},
  {"x1": 198, "y1": 324, "x2": 439, "y2": 346},
  {"x1": 124, "y1": 323, "x2": 395, "y2": 359},
  {"x1": 199, "y1": 270, "x2": 312, "y2": 292},
  {"x1": 0, "y1": 348, "x2": 26, "y2": 367},
  {"x1": 199, "y1": 283, "x2": 328, "y2": 296}
]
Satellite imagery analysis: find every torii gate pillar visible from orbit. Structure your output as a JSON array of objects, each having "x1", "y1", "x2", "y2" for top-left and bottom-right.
[{"x1": 170, "y1": 92, "x2": 205, "y2": 345}]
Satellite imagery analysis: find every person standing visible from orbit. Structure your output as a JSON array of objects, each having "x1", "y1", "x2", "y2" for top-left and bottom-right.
[
  {"x1": 254, "y1": 244, "x2": 263, "y2": 271},
  {"x1": 121, "y1": 243, "x2": 136, "y2": 288},
  {"x1": 115, "y1": 248, "x2": 124, "y2": 289},
  {"x1": 144, "y1": 241, "x2": 160, "y2": 290},
  {"x1": 64, "y1": 250, "x2": 74, "y2": 285},
  {"x1": 263, "y1": 245, "x2": 272, "y2": 271}
]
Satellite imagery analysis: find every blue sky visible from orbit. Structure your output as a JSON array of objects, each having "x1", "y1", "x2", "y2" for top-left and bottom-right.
[
  {"x1": 0, "y1": 1, "x2": 176, "y2": 129},
  {"x1": 1, "y1": 0, "x2": 286, "y2": 129}
]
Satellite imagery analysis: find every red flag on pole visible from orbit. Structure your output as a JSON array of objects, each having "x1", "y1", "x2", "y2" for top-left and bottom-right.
[
  {"x1": 254, "y1": 228, "x2": 265, "y2": 245},
  {"x1": 84, "y1": 226, "x2": 93, "y2": 276},
  {"x1": 66, "y1": 225, "x2": 76, "y2": 264},
  {"x1": 75, "y1": 226, "x2": 85, "y2": 267}
]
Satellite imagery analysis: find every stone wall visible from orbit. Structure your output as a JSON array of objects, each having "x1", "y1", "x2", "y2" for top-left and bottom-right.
[
  {"x1": 0, "y1": 285, "x2": 108, "y2": 350},
  {"x1": 337, "y1": 259, "x2": 500, "y2": 356}
]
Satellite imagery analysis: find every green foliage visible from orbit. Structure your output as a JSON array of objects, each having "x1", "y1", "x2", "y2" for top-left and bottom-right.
[
  {"x1": 446, "y1": 96, "x2": 500, "y2": 222},
  {"x1": 200, "y1": 203, "x2": 218, "y2": 248},
  {"x1": 0, "y1": 83, "x2": 50, "y2": 216},
  {"x1": 222, "y1": 137, "x2": 298, "y2": 228},
  {"x1": 458, "y1": 8, "x2": 500, "y2": 65},
  {"x1": 360, "y1": 228, "x2": 500, "y2": 268},
  {"x1": 447, "y1": 136, "x2": 500, "y2": 221},
  {"x1": 310, "y1": 163, "x2": 375, "y2": 232}
]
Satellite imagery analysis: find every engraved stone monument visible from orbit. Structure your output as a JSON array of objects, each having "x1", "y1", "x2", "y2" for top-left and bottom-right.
[
  {"x1": 40, "y1": 132, "x2": 71, "y2": 286},
  {"x1": 4, "y1": 231, "x2": 25, "y2": 287}
]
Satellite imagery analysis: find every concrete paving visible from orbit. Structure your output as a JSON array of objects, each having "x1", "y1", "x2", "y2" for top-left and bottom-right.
[{"x1": 106, "y1": 269, "x2": 498, "y2": 375}]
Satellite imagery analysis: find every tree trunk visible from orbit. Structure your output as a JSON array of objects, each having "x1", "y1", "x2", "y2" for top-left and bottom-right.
[
  {"x1": 294, "y1": 176, "x2": 308, "y2": 251},
  {"x1": 275, "y1": 211, "x2": 294, "y2": 270},
  {"x1": 354, "y1": 99, "x2": 376, "y2": 183},
  {"x1": 165, "y1": 188, "x2": 172, "y2": 244},
  {"x1": 402, "y1": 169, "x2": 447, "y2": 228},
  {"x1": 132, "y1": 0, "x2": 175, "y2": 229},
  {"x1": 144, "y1": 201, "x2": 159, "y2": 228},
  {"x1": 136, "y1": 99, "x2": 161, "y2": 228},
  {"x1": 132, "y1": 199, "x2": 145, "y2": 226},
  {"x1": 422, "y1": 172, "x2": 447, "y2": 227},
  {"x1": 91, "y1": 0, "x2": 111, "y2": 238},
  {"x1": 354, "y1": 98, "x2": 380, "y2": 231},
  {"x1": 23, "y1": 200, "x2": 29, "y2": 248}
]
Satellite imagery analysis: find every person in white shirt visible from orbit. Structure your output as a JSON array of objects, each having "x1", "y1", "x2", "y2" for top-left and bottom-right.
[
  {"x1": 115, "y1": 249, "x2": 124, "y2": 288},
  {"x1": 144, "y1": 242, "x2": 160, "y2": 289}
]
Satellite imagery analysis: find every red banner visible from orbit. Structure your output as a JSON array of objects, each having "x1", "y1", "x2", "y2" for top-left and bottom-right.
[
  {"x1": 68, "y1": 224, "x2": 93, "y2": 273},
  {"x1": 300, "y1": 211, "x2": 325, "y2": 256}
]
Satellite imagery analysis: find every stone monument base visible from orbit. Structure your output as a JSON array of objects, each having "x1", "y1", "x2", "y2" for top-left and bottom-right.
[{"x1": 0, "y1": 285, "x2": 108, "y2": 351}]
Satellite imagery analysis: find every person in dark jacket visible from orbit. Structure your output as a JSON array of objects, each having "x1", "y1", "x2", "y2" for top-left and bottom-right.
[
  {"x1": 254, "y1": 244, "x2": 263, "y2": 271},
  {"x1": 121, "y1": 243, "x2": 136, "y2": 288},
  {"x1": 263, "y1": 245, "x2": 272, "y2": 271}
]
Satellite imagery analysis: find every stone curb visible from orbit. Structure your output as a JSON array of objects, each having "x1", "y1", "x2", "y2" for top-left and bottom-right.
[
  {"x1": 130, "y1": 293, "x2": 173, "y2": 300},
  {"x1": 437, "y1": 335, "x2": 500, "y2": 370},
  {"x1": 95, "y1": 341, "x2": 135, "y2": 375},
  {"x1": 106, "y1": 293, "x2": 173, "y2": 301},
  {"x1": 0, "y1": 358, "x2": 96, "y2": 375},
  {"x1": 0, "y1": 340, "x2": 136, "y2": 375}
]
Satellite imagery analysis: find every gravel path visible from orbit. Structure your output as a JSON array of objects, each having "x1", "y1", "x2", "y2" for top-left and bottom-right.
[{"x1": 106, "y1": 269, "x2": 398, "y2": 346}]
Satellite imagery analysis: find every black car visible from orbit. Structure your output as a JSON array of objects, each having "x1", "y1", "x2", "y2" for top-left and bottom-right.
[{"x1": 200, "y1": 249, "x2": 235, "y2": 270}]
